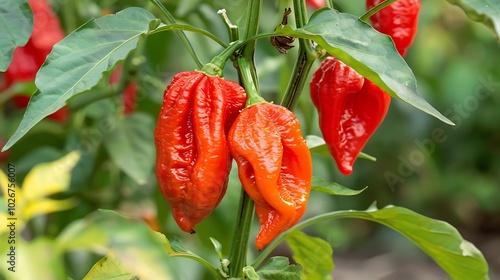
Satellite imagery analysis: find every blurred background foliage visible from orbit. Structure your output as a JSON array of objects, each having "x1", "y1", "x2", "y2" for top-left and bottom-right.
[{"x1": 0, "y1": 0, "x2": 498, "y2": 279}]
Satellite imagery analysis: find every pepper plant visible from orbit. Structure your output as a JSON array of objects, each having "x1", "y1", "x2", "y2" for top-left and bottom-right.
[{"x1": 0, "y1": 0, "x2": 498, "y2": 279}]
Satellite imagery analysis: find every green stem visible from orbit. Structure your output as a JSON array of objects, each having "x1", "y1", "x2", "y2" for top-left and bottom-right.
[
  {"x1": 237, "y1": 57, "x2": 265, "y2": 107},
  {"x1": 279, "y1": 0, "x2": 317, "y2": 110},
  {"x1": 228, "y1": 190, "x2": 255, "y2": 278},
  {"x1": 228, "y1": 0, "x2": 262, "y2": 277},
  {"x1": 150, "y1": 24, "x2": 227, "y2": 48},
  {"x1": 218, "y1": 9, "x2": 239, "y2": 43},
  {"x1": 360, "y1": 0, "x2": 397, "y2": 21},
  {"x1": 279, "y1": 50, "x2": 316, "y2": 109},
  {"x1": 201, "y1": 41, "x2": 243, "y2": 77},
  {"x1": 61, "y1": 0, "x2": 77, "y2": 34},
  {"x1": 169, "y1": 254, "x2": 225, "y2": 280},
  {"x1": 149, "y1": 0, "x2": 204, "y2": 68}
]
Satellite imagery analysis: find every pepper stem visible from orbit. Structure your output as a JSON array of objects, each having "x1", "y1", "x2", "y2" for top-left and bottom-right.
[
  {"x1": 228, "y1": 0, "x2": 262, "y2": 277},
  {"x1": 360, "y1": 0, "x2": 397, "y2": 21},
  {"x1": 200, "y1": 41, "x2": 243, "y2": 77},
  {"x1": 279, "y1": 0, "x2": 318, "y2": 110},
  {"x1": 228, "y1": 189, "x2": 255, "y2": 278}
]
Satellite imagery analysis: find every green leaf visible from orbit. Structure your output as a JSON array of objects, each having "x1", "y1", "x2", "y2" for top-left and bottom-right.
[
  {"x1": 306, "y1": 135, "x2": 376, "y2": 162},
  {"x1": 57, "y1": 210, "x2": 174, "y2": 280},
  {"x1": 286, "y1": 231, "x2": 333, "y2": 280},
  {"x1": 276, "y1": 8, "x2": 453, "y2": 125},
  {"x1": 311, "y1": 177, "x2": 367, "y2": 196},
  {"x1": 447, "y1": 0, "x2": 500, "y2": 39},
  {"x1": 0, "y1": 0, "x2": 33, "y2": 71},
  {"x1": 296, "y1": 205, "x2": 490, "y2": 279},
  {"x1": 257, "y1": 257, "x2": 302, "y2": 280},
  {"x1": 243, "y1": 266, "x2": 260, "y2": 280},
  {"x1": 210, "y1": 237, "x2": 224, "y2": 261},
  {"x1": 3, "y1": 7, "x2": 161, "y2": 151},
  {"x1": 166, "y1": 236, "x2": 223, "y2": 278},
  {"x1": 84, "y1": 255, "x2": 136, "y2": 280},
  {"x1": 102, "y1": 113, "x2": 156, "y2": 185}
]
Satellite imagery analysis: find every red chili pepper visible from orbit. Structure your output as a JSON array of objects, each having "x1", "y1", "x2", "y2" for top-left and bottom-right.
[
  {"x1": 366, "y1": 0, "x2": 421, "y2": 56},
  {"x1": 109, "y1": 66, "x2": 139, "y2": 115},
  {"x1": 310, "y1": 57, "x2": 391, "y2": 175},
  {"x1": 228, "y1": 102, "x2": 312, "y2": 250},
  {"x1": 154, "y1": 71, "x2": 246, "y2": 233}
]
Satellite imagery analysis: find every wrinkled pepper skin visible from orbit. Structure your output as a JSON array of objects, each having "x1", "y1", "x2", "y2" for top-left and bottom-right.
[
  {"x1": 155, "y1": 71, "x2": 246, "y2": 233},
  {"x1": 228, "y1": 102, "x2": 312, "y2": 250},
  {"x1": 366, "y1": 0, "x2": 421, "y2": 56},
  {"x1": 310, "y1": 57, "x2": 391, "y2": 175}
]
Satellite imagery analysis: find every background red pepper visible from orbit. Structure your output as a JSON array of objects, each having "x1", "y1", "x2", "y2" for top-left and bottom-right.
[
  {"x1": 2, "y1": 0, "x2": 67, "y2": 122},
  {"x1": 228, "y1": 102, "x2": 312, "y2": 250},
  {"x1": 366, "y1": 0, "x2": 421, "y2": 56}
]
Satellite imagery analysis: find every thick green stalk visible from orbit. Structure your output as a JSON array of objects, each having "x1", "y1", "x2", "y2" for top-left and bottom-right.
[
  {"x1": 149, "y1": 0, "x2": 204, "y2": 68},
  {"x1": 228, "y1": 0, "x2": 262, "y2": 278},
  {"x1": 280, "y1": 0, "x2": 317, "y2": 109},
  {"x1": 228, "y1": 189, "x2": 255, "y2": 278}
]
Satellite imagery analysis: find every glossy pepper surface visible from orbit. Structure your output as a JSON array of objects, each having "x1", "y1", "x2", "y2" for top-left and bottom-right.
[
  {"x1": 310, "y1": 57, "x2": 391, "y2": 175},
  {"x1": 154, "y1": 71, "x2": 246, "y2": 233},
  {"x1": 366, "y1": 0, "x2": 421, "y2": 56},
  {"x1": 228, "y1": 102, "x2": 312, "y2": 250}
]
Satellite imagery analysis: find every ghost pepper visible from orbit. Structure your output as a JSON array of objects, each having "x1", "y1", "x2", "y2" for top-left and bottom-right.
[
  {"x1": 310, "y1": 57, "x2": 391, "y2": 175},
  {"x1": 228, "y1": 102, "x2": 312, "y2": 250},
  {"x1": 154, "y1": 71, "x2": 246, "y2": 233}
]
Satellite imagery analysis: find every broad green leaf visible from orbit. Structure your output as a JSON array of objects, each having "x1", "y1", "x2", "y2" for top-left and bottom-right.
[
  {"x1": 57, "y1": 210, "x2": 173, "y2": 280},
  {"x1": 295, "y1": 205, "x2": 489, "y2": 279},
  {"x1": 306, "y1": 135, "x2": 376, "y2": 162},
  {"x1": 257, "y1": 256, "x2": 302, "y2": 280},
  {"x1": 286, "y1": 231, "x2": 333, "y2": 280},
  {"x1": 3, "y1": 7, "x2": 161, "y2": 151},
  {"x1": 311, "y1": 177, "x2": 367, "y2": 196},
  {"x1": 0, "y1": 0, "x2": 33, "y2": 71},
  {"x1": 447, "y1": 0, "x2": 500, "y2": 39},
  {"x1": 84, "y1": 255, "x2": 136, "y2": 280},
  {"x1": 275, "y1": 8, "x2": 453, "y2": 125},
  {"x1": 0, "y1": 238, "x2": 65, "y2": 280},
  {"x1": 102, "y1": 113, "x2": 155, "y2": 185}
]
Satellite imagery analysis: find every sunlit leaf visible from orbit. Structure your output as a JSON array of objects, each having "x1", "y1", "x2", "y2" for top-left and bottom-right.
[
  {"x1": 22, "y1": 151, "x2": 80, "y2": 201},
  {"x1": 275, "y1": 8, "x2": 453, "y2": 125},
  {"x1": 447, "y1": 0, "x2": 500, "y2": 39},
  {"x1": 84, "y1": 255, "x2": 137, "y2": 280},
  {"x1": 0, "y1": 238, "x2": 65, "y2": 280},
  {"x1": 311, "y1": 177, "x2": 367, "y2": 196},
  {"x1": 0, "y1": 0, "x2": 33, "y2": 71},
  {"x1": 286, "y1": 231, "x2": 333, "y2": 280},
  {"x1": 3, "y1": 7, "x2": 162, "y2": 150},
  {"x1": 58, "y1": 210, "x2": 174, "y2": 280}
]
